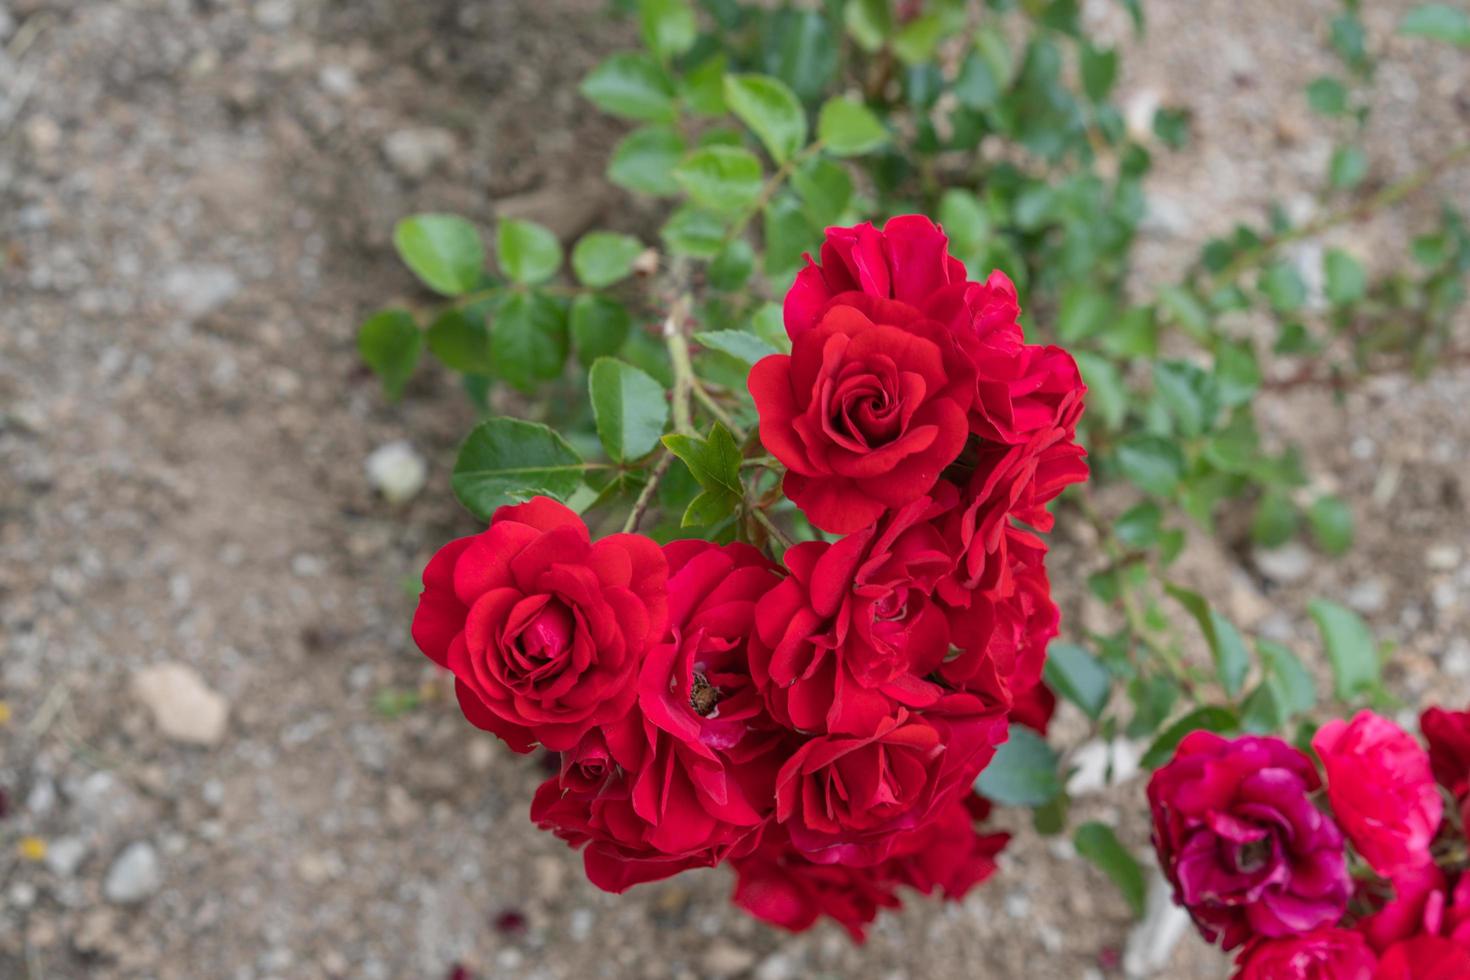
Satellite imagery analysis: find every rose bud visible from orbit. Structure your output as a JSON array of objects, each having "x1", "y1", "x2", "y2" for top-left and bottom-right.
[
  {"x1": 1147, "y1": 732, "x2": 1351, "y2": 949},
  {"x1": 1312, "y1": 711, "x2": 1441, "y2": 879},
  {"x1": 410, "y1": 497, "x2": 667, "y2": 753}
]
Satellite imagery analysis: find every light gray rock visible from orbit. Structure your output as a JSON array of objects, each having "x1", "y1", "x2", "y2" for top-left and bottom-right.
[
  {"x1": 46, "y1": 836, "x2": 89, "y2": 877},
  {"x1": 365, "y1": 440, "x2": 427, "y2": 504},
  {"x1": 162, "y1": 265, "x2": 241, "y2": 319},
  {"x1": 1253, "y1": 542, "x2": 1313, "y2": 584},
  {"x1": 382, "y1": 127, "x2": 456, "y2": 180},
  {"x1": 104, "y1": 842, "x2": 162, "y2": 904},
  {"x1": 131, "y1": 662, "x2": 230, "y2": 746}
]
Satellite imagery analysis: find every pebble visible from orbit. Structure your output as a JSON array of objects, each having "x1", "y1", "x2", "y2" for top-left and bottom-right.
[
  {"x1": 382, "y1": 127, "x2": 456, "y2": 180},
  {"x1": 103, "y1": 842, "x2": 162, "y2": 904},
  {"x1": 162, "y1": 264, "x2": 241, "y2": 319},
  {"x1": 701, "y1": 940, "x2": 756, "y2": 978},
  {"x1": 1427, "y1": 545, "x2": 1462, "y2": 572},
  {"x1": 131, "y1": 662, "x2": 230, "y2": 746},
  {"x1": 1252, "y1": 542, "x2": 1313, "y2": 584},
  {"x1": 254, "y1": 0, "x2": 296, "y2": 29},
  {"x1": 1345, "y1": 577, "x2": 1388, "y2": 615},
  {"x1": 46, "y1": 836, "x2": 89, "y2": 877},
  {"x1": 365, "y1": 440, "x2": 427, "y2": 504},
  {"x1": 569, "y1": 907, "x2": 594, "y2": 942},
  {"x1": 755, "y1": 952, "x2": 799, "y2": 980}
]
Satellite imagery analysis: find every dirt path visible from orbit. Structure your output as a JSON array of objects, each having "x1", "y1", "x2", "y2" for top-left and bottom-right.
[{"x1": 1, "y1": 1, "x2": 1465, "y2": 978}]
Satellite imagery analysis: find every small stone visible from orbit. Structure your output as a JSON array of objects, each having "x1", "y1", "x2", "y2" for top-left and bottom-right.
[
  {"x1": 1253, "y1": 542, "x2": 1313, "y2": 584},
  {"x1": 45, "y1": 836, "x2": 88, "y2": 877},
  {"x1": 569, "y1": 908, "x2": 594, "y2": 942},
  {"x1": 382, "y1": 127, "x2": 456, "y2": 180},
  {"x1": 755, "y1": 953, "x2": 798, "y2": 980},
  {"x1": 103, "y1": 842, "x2": 162, "y2": 904},
  {"x1": 533, "y1": 855, "x2": 566, "y2": 899},
  {"x1": 366, "y1": 441, "x2": 427, "y2": 504},
  {"x1": 1427, "y1": 545, "x2": 1462, "y2": 572},
  {"x1": 130, "y1": 662, "x2": 230, "y2": 746},
  {"x1": 291, "y1": 553, "x2": 326, "y2": 577},
  {"x1": 162, "y1": 264, "x2": 241, "y2": 319},
  {"x1": 702, "y1": 940, "x2": 756, "y2": 978},
  {"x1": 318, "y1": 64, "x2": 357, "y2": 97},
  {"x1": 25, "y1": 116, "x2": 62, "y2": 154},
  {"x1": 254, "y1": 0, "x2": 295, "y2": 29},
  {"x1": 10, "y1": 881, "x2": 37, "y2": 908},
  {"x1": 1346, "y1": 577, "x2": 1388, "y2": 615}
]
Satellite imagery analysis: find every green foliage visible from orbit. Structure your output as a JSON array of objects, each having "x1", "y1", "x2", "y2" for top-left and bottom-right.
[
  {"x1": 497, "y1": 219, "x2": 563, "y2": 285},
  {"x1": 451, "y1": 418, "x2": 588, "y2": 519},
  {"x1": 393, "y1": 215, "x2": 485, "y2": 296},
  {"x1": 572, "y1": 232, "x2": 643, "y2": 289},
  {"x1": 1308, "y1": 599, "x2": 1381, "y2": 700},
  {"x1": 1400, "y1": 5, "x2": 1470, "y2": 47},
  {"x1": 723, "y1": 74, "x2": 806, "y2": 164},
  {"x1": 1074, "y1": 822, "x2": 1146, "y2": 917},
  {"x1": 589, "y1": 358, "x2": 669, "y2": 463},
  {"x1": 357, "y1": 310, "x2": 421, "y2": 400},
  {"x1": 976, "y1": 726, "x2": 1062, "y2": 807}
]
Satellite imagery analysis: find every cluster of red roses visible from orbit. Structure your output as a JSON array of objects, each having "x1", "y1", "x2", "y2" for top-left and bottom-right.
[
  {"x1": 411, "y1": 217, "x2": 1087, "y2": 939},
  {"x1": 1150, "y1": 708, "x2": 1470, "y2": 979}
]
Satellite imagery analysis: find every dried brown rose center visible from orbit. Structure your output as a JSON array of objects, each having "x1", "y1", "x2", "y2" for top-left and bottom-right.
[
  {"x1": 1235, "y1": 837, "x2": 1272, "y2": 873},
  {"x1": 689, "y1": 671, "x2": 721, "y2": 717}
]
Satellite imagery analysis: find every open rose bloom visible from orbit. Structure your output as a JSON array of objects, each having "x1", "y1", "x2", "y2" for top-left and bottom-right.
[
  {"x1": 1153, "y1": 708, "x2": 1470, "y2": 979},
  {"x1": 410, "y1": 216, "x2": 1088, "y2": 939}
]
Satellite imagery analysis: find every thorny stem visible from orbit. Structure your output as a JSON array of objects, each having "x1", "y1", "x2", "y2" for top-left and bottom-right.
[
  {"x1": 663, "y1": 295, "x2": 696, "y2": 436},
  {"x1": 622, "y1": 450, "x2": 673, "y2": 534},
  {"x1": 1212, "y1": 140, "x2": 1470, "y2": 288},
  {"x1": 749, "y1": 505, "x2": 794, "y2": 550}
]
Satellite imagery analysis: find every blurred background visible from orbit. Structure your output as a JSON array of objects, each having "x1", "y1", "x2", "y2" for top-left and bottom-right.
[{"x1": 2, "y1": 0, "x2": 1468, "y2": 978}]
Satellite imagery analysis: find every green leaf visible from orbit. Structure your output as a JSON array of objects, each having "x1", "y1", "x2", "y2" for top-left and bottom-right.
[
  {"x1": 1074, "y1": 823, "x2": 1146, "y2": 917},
  {"x1": 816, "y1": 97, "x2": 888, "y2": 156},
  {"x1": 708, "y1": 241, "x2": 755, "y2": 291},
  {"x1": 570, "y1": 295, "x2": 632, "y2": 367},
  {"x1": 571, "y1": 232, "x2": 643, "y2": 289},
  {"x1": 1141, "y1": 706, "x2": 1240, "y2": 769},
  {"x1": 1157, "y1": 286, "x2": 1211, "y2": 339},
  {"x1": 1329, "y1": 145, "x2": 1368, "y2": 190},
  {"x1": 1260, "y1": 262, "x2": 1307, "y2": 313},
  {"x1": 975, "y1": 725, "x2": 1062, "y2": 806},
  {"x1": 763, "y1": 190, "x2": 818, "y2": 277},
  {"x1": 1306, "y1": 76, "x2": 1349, "y2": 115},
  {"x1": 673, "y1": 146, "x2": 765, "y2": 215},
  {"x1": 492, "y1": 292, "x2": 568, "y2": 391},
  {"x1": 954, "y1": 49, "x2": 1002, "y2": 111},
  {"x1": 843, "y1": 0, "x2": 891, "y2": 52},
  {"x1": 638, "y1": 0, "x2": 697, "y2": 59},
  {"x1": 1252, "y1": 490, "x2": 1299, "y2": 548},
  {"x1": 451, "y1": 418, "x2": 587, "y2": 519},
  {"x1": 723, "y1": 74, "x2": 807, "y2": 165},
  {"x1": 1153, "y1": 361, "x2": 1216, "y2": 438},
  {"x1": 1080, "y1": 43, "x2": 1118, "y2": 103},
  {"x1": 580, "y1": 52, "x2": 676, "y2": 122},
  {"x1": 1072, "y1": 351, "x2": 1125, "y2": 431},
  {"x1": 393, "y1": 214, "x2": 485, "y2": 296},
  {"x1": 892, "y1": 13, "x2": 945, "y2": 65},
  {"x1": 661, "y1": 422, "x2": 743, "y2": 527},
  {"x1": 1126, "y1": 674, "x2": 1180, "y2": 739},
  {"x1": 588, "y1": 358, "x2": 668, "y2": 463},
  {"x1": 1152, "y1": 107, "x2": 1191, "y2": 149},
  {"x1": 1058, "y1": 288, "x2": 1113, "y2": 343},
  {"x1": 682, "y1": 54, "x2": 729, "y2": 117},
  {"x1": 938, "y1": 189, "x2": 990, "y2": 263},
  {"x1": 1324, "y1": 249, "x2": 1366, "y2": 306},
  {"x1": 1400, "y1": 4, "x2": 1470, "y2": 46},
  {"x1": 357, "y1": 309, "x2": 421, "y2": 400},
  {"x1": 608, "y1": 126, "x2": 686, "y2": 196},
  {"x1": 694, "y1": 329, "x2": 780, "y2": 365},
  {"x1": 1308, "y1": 599, "x2": 1380, "y2": 700},
  {"x1": 1044, "y1": 643, "x2": 1112, "y2": 720},
  {"x1": 1166, "y1": 586, "x2": 1249, "y2": 697},
  {"x1": 426, "y1": 309, "x2": 492, "y2": 374},
  {"x1": 1117, "y1": 435, "x2": 1185, "y2": 497},
  {"x1": 661, "y1": 205, "x2": 728, "y2": 259},
  {"x1": 496, "y1": 219, "x2": 562, "y2": 286},
  {"x1": 1240, "y1": 683, "x2": 1285, "y2": 734},
  {"x1": 1308, "y1": 494, "x2": 1354, "y2": 556},
  {"x1": 1258, "y1": 639, "x2": 1317, "y2": 717},
  {"x1": 762, "y1": 9, "x2": 838, "y2": 104},
  {"x1": 790, "y1": 157, "x2": 853, "y2": 228},
  {"x1": 1331, "y1": 13, "x2": 1369, "y2": 69},
  {"x1": 1214, "y1": 342, "x2": 1261, "y2": 408}
]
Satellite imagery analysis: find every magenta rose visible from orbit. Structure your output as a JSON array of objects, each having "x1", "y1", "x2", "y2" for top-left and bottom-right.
[
  {"x1": 411, "y1": 497, "x2": 667, "y2": 752},
  {"x1": 1148, "y1": 731, "x2": 1351, "y2": 949},
  {"x1": 1376, "y1": 936, "x2": 1470, "y2": 979},
  {"x1": 1313, "y1": 711, "x2": 1441, "y2": 879},
  {"x1": 1232, "y1": 928, "x2": 1376, "y2": 980}
]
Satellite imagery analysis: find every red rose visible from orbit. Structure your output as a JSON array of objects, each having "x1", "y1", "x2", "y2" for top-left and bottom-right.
[
  {"x1": 782, "y1": 216, "x2": 968, "y2": 340},
  {"x1": 750, "y1": 302, "x2": 974, "y2": 533},
  {"x1": 1358, "y1": 865, "x2": 1450, "y2": 954},
  {"x1": 1148, "y1": 732, "x2": 1351, "y2": 950},
  {"x1": 937, "y1": 524, "x2": 1058, "y2": 710},
  {"x1": 875, "y1": 798, "x2": 1008, "y2": 900},
  {"x1": 748, "y1": 494, "x2": 954, "y2": 735},
  {"x1": 1421, "y1": 707, "x2": 1470, "y2": 800},
  {"x1": 532, "y1": 542, "x2": 784, "y2": 892},
  {"x1": 411, "y1": 497, "x2": 667, "y2": 752},
  {"x1": 1232, "y1": 928, "x2": 1376, "y2": 980},
  {"x1": 1313, "y1": 712, "x2": 1442, "y2": 878},
  {"x1": 730, "y1": 828, "x2": 900, "y2": 943},
  {"x1": 1376, "y1": 936, "x2": 1470, "y2": 979},
  {"x1": 1009, "y1": 680, "x2": 1058, "y2": 736},
  {"x1": 773, "y1": 705, "x2": 1005, "y2": 866}
]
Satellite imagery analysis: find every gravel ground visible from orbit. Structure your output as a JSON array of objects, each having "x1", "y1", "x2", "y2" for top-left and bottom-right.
[{"x1": 1, "y1": 1, "x2": 1466, "y2": 978}]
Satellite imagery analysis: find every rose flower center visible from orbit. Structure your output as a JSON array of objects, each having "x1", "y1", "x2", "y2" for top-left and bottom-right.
[
  {"x1": 689, "y1": 671, "x2": 721, "y2": 717},
  {"x1": 520, "y1": 600, "x2": 574, "y2": 661},
  {"x1": 1232, "y1": 837, "x2": 1273, "y2": 874}
]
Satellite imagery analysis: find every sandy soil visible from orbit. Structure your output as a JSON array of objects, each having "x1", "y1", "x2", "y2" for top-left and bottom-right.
[{"x1": 1, "y1": 1, "x2": 1466, "y2": 978}]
